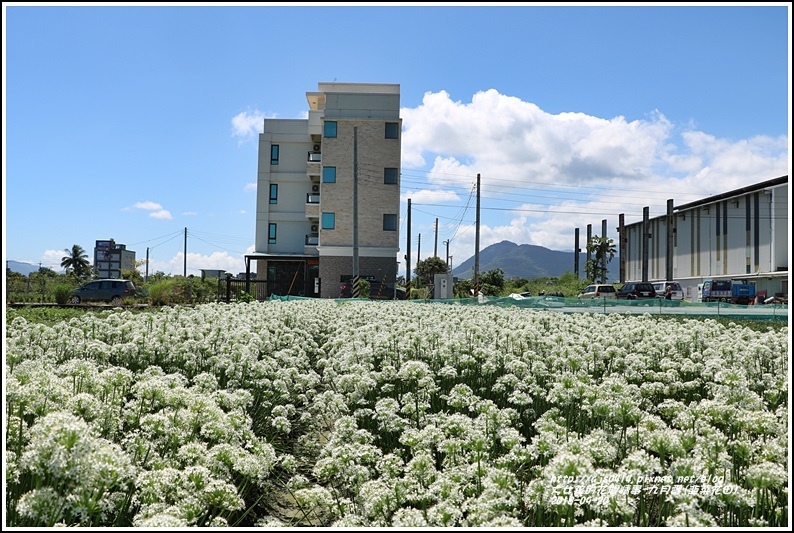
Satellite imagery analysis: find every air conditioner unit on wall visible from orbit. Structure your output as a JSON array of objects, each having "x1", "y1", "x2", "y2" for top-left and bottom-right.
[
  {"x1": 313, "y1": 144, "x2": 320, "y2": 151},
  {"x1": 311, "y1": 225, "x2": 318, "y2": 232},
  {"x1": 312, "y1": 185, "x2": 320, "y2": 192}
]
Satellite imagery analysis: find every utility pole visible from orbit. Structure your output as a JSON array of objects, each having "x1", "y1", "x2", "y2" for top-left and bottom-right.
[
  {"x1": 642, "y1": 206, "x2": 650, "y2": 282},
  {"x1": 618, "y1": 214, "x2": 626, "y2": 283},
  {"x1": 574, "y1": 228, "x2": 580, "y2": 278},
  {"x1": 405, "y1": 198, "x2": 411, "y2": 296},
  {"x1": 443, "y1": 239, "x2": 450, "y2": 270},
  {"x1": 474, "y1": 173, "x2": 481, "y2": 294},
  {"x1": 352, "y1": 126, "x2": 360, "y2": 297},
  {"x1": 434, "y1": 217, "x2": 439, "y2": 257},
  {"x1": 145, "y1": 247, "x2": 150, "y2": 282},
  {"x1": 666, "y1": 199, "x2": 674, "y2": 281},
  {"x1": 184, "y1": 227, "x2": 187, "y2": 277},
  {"x1": 416, "y1": 233, "x2": 421, "y2": 272}
]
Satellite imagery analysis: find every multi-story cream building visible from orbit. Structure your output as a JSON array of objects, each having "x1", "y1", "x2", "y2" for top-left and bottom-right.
[
  {"x1": 246, "y1": 82, "x2": 402, "y2": 298},
  {"x1": 620, "y1": 175, "x2": 788, "y2": 301},
  {"x1": 94, "y1": 239, "x2": 136, "y2": 279}
]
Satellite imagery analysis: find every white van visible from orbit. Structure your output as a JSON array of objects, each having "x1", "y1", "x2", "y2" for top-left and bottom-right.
[{"x1": 652, "y1": 281, "x2": 684, "y2": 301}]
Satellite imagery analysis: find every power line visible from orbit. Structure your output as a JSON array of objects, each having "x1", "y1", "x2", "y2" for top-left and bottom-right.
[
  {"x1": 187, "y1": 229, "x2": 252, "y2": 254},
  {"x1": 127, "y1": 230, "x2": 184, "y2": 250}
]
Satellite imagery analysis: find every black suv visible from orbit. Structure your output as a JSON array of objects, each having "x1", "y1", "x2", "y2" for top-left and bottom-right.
[
  {"x1": 616, "y1": 282, "x2": 657, "y2": 300},
  {"x1": 70, "y1": 279, "x2": 137, "y2": 304}
]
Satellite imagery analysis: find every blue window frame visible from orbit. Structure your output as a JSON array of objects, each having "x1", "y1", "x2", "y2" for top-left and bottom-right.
[
  {"x1": 268, "y1": 223, "x2": 277, "y2": 244},
  {"x1": 384, "y1": 167, "x2": 398, "y2": 184},
  {"x1": 385, "y1": 122, "x2": 399, "y2": 139},
  {"x1": 321, "y1": 212, "x2": 335, "y2": 230},
  {"x1": 324, "y1": 121, "x2": 337, "y2": 138},
  {"x1": 383, "y1": 214, "x2": 398, "y2": 231},
  {"x1": 270, "y1": 144, "x2": 279, "y2": 165},
  {"x1": 269, "y1": 184, "x2": 278, "y2": 204},
  {"x1": 323, "y1": 166, "x2": 337, "y2": 183}
]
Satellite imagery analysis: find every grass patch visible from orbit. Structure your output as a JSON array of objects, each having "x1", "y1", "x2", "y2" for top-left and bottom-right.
[{"x1": 5, "y1": 306, "x2": 153, "y2": 327}]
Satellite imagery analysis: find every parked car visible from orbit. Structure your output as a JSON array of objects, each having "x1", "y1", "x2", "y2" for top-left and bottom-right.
[
  {"x1": 69, "y1": 279, "x2": 137, "y2": 304},
  {"x1": 651, "y1": 281, "x2": 684, "y2": 301},
  {"x1": 577, "y1": 284, "x2": 617, "y2": 299},
  {"x1": 339, "y1": 280, "x2": 407, "y2": 300},
  {"x1": 615, "y1": 282, "x2": 657, "y2": 300}
]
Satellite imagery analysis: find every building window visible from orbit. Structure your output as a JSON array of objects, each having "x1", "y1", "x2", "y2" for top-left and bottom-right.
[
  {"x1": 324, "y1": 121, "x2": 337, "y2": 138},
  {"x1": 385, "y1": 122, "x2": 399, "y2": 139},
  {"x1": 383, "y1": 214, "x2": 398, "y2": 231},
  {"x1": 270, "y1": 144, "x2": 279, "y2": 165},
  {"x1": 384, "y1": 167, "x2": 398, "y2": 184},
  {"x1": 323, "y1": 166, "x2": 337, "y2": 183},
  {"x1": 268, "y1": 223, "x2": 277, "y2": 244},
  {"x1": 269, "y1": 184, "x2": 278, "y2": 204},
  {"x1": 321, "y1": 212, "x2": 335, "y2": 230}
]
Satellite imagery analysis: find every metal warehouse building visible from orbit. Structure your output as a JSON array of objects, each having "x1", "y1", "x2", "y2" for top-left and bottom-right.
[{"x1": 619, "y1": 175, "x2": 788, "y2": 302}]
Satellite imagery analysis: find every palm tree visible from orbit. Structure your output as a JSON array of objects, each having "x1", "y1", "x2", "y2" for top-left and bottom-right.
[
  {"x1": 61, "y1": 244, "x2": 91, "y2": 279},
  {"x1": 585, "y1": 236, "x2": 616, "y2": 283}
]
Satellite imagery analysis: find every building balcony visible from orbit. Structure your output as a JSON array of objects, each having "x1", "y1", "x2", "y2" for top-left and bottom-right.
[
  {"x1": 305, "y1": 198, "x2": 320, "y2": 219},
  {"x1": 307, "y1": 159, "x2": 320, "y2": 179},
  {"x1": 304, "y1": 233, "x2": 319, "y2": 255}
]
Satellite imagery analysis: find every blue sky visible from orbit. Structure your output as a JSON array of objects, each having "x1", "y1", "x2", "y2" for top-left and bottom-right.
[{"x1": 3, "y1": 2, "x2": 791, "y2": 280}]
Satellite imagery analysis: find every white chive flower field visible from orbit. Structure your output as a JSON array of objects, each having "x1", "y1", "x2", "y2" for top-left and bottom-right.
[{"x1": 4, "y1": 300, "x2": 789, "y2": 527}]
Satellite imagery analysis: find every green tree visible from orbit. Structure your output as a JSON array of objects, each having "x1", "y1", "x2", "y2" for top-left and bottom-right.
[
  {"x1": 37, "y1": 266, "x2": 58, "y2": 277},
  {"x1": 478, "y1": 267, "x2": 505, "y2": 296},
  {"x1": 61, "y1": 244, "x2": 91, "y2": 279},
  {"x1": 413, "y1": 256, "x2": 449, "y2": 288},
  {"x1": 121, "y1": 268, "x2": 144, "y2": 285},
  {"x1": 585, "y1": 235, "x2": 616, "y2": 283}
]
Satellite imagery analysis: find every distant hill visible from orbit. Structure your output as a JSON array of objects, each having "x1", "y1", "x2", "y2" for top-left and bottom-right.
[
  {"x1": 451, "y1": 240, "x2": 619, "y2": 281},
  {"x1": 6, "y1": 260, "x2": 41, "y2": 276}
]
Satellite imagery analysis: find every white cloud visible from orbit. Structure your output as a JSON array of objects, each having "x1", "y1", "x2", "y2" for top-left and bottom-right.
[
  {"x1": 149, "y1": 210, "x2": 173, "y2": 220},
  {"x1": 401, "y1": 189, "x2": 460, "y2": 205},
  {"x1": 131, "y1": 201, "x2": 163, "y2": 211},
  {"x1": 125, "y1": 200, "x2": 173, "y2": 220},
  {"x1": 231, "y1": 110, "x2": 265, "y2": 141},
  {"x1": 244, "y1": 182, "x2": 257, "y2": 192},
  {"x1": 402, "y1": 89, "x2": 674, "y2": 192},
  {"x1": 41, "y1": 249, "x2": 68, "y2": 272},
  {"x1": 398, "y1": 88, "x2": 788, "y2": 264}
]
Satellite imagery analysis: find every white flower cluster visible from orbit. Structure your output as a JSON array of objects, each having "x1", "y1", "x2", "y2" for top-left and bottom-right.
[{"x1": 4, "y1": 301, "x2": 788, "y2": 527}]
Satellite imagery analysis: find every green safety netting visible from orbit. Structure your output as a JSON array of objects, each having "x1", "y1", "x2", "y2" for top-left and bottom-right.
[{"x1": 268, "y1": 294, "x2": 788, "y2": 320}]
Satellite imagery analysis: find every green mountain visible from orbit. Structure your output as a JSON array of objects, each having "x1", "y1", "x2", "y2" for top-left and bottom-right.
[
  {"x1": 451, "y1": 240, "x2": 618, "y2": 281},
  {"x1": 6, "y1": 260, "x2": 41, "y2": 276}
]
